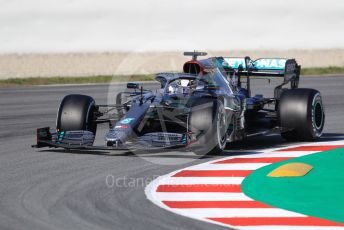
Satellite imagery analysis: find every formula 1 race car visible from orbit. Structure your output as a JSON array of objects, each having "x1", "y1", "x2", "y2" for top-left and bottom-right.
[{"x1": 33, "y1": 51, "x2": 325, "y2": 155}]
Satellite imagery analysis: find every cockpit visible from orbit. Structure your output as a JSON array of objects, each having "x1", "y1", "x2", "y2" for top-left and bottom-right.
[{"x1": 165, "y1": 78, "x2": 207, "y2": 96}]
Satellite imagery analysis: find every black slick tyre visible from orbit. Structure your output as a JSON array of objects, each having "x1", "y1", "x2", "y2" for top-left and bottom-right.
[
  {"x1": 56, "y1": 94, "x2": 97, "y2": 134},
  {"x1": 189, "y1": 98, "x2": 227, "y2": 155},
  {"x1": 279, "y1": 88, "x2": 325, "y2": 141}
]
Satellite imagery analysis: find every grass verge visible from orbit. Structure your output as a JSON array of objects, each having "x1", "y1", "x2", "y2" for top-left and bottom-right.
[
  {"x1": 1, "y1": 67, "x2": 344, "y2": 86},
  {"x1": 301, "y1": 66, "x2": 344, "y2": 75},
  {"x1": 0, "y1": 74, "x2": 155, "y2": 87}
]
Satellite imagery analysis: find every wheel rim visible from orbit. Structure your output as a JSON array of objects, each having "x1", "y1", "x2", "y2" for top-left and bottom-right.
[
  {"x1": 313, "y1": 101, "x2": 324, "y2": 130},
  {"x1": 217, "y1": 111, "x2": 227, "y2": 149}
]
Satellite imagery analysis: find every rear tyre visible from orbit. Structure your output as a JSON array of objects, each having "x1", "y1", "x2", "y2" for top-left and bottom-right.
[
  {"x1": 56, "y1": 94, "x2": 97, "y2": 134},
  {"x1": 279, "y1": 88, "x2": 325, "y2": 141}
]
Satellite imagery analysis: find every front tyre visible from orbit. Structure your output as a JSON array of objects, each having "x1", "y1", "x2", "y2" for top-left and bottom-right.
[
  {"x1": 56, "y1": 94, "x2": 97, "y2": 134},
  {"x1": 279, "y1": 88, "x2": 325, "y2": 141},
  {"x1": 208, "y1": 100, "x2": 227, "y2": 154},
  {"x1": 189, "y1": 99, "x2": 227, "y2": 155}
]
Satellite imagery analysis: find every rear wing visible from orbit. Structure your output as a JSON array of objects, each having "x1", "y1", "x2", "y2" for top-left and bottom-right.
[
  {"x1": 220, "y1": 57, "x2": 300, "y2": 84},
  {"x1": 218, "y1": 56, "x2": 301, "y2": 98}
]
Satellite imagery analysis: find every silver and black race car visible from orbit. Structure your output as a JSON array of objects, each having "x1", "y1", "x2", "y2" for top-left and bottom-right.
[{"x1": 33, "y1": 51, "x2": 325, "y2": 155}]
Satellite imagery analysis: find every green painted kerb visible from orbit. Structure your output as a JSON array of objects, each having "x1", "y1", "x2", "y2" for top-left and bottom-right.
[{"x1": 241, "y1": 147, "x2": 344, "y2": 224}]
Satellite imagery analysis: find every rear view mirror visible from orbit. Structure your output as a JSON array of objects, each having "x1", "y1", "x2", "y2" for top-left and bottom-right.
[{"x1": 127, "y1": 82, "x2": 141, "y2": 89}]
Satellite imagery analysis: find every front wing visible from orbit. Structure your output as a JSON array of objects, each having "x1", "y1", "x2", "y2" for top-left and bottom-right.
[{"x1": 32, "y1": 127, "x2": 188, "y2": 151}]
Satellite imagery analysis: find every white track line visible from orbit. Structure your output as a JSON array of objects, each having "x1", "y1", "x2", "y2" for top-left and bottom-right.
[
  {"x1": 187, "y1": 163, "x2": 269, "y2": 170},
  {"x1": 175, "y1": 208, "x2": 306, "y2": 218},
  {"x1": 159, "y1": 177, "x2": 245, "y2": 185},
  {"x1": 153, "y1": 192, "x2": 253, "y2": 201},
  {"x1": 242, "y1": 227, "x2": 344, "y2": 230},
  {"x1": 236, "y1": 151, "x2": 316, "y2": 157}
]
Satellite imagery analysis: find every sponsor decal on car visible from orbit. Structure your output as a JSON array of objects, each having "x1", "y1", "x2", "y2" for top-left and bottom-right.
[
  {"x1": 223, "y1": 58, "x2": 246, "y2": 69},
  {"x1": 223, "y1": 58, "x2": 287, "y2": 70},
  {"x1": 120, "y1": 118, "x2": 135, "y2": 124},
  {"x1": 254, "y1": 58, "x2": 286, "y2": 70}
]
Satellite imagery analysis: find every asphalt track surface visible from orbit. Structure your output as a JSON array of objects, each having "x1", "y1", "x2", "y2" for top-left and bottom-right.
[{"x1": 0, "y1": 76, "x2": 344, "y2": 230}]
